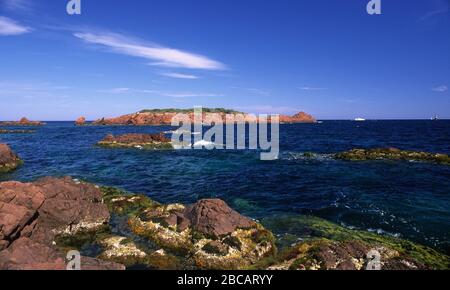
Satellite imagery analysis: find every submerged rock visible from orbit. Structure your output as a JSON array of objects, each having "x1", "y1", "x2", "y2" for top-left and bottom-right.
[
  {"x1": 335, "y1": 148, "x2": 450, "y2": 165},
  {"x1": 1, "y1": 177, "x2": 448, "y2": 270},
  {"x1": 260, "y1": 216, "x2": 450, "y2": 270},
  {"x1": 0, "y1": 129, "x2": 35, "y2": 134},
  {"x1": 97, "y1": 236, "x2": 147, "y2": 265},
  {"x1": 0, "y1": 143, "x2": 22, "y2": 174},
  {"x1": 97, "y1": 133, "x2": 173, "y2": 150},
  {"x1": 0, "y1": 117, "x2": 45, "y2": 126},
  {"x1": 103, "y1": 189, "x2": 276, "y2": 270}
]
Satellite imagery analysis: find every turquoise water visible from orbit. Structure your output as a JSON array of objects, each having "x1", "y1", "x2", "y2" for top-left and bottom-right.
[{"x1": 1, "y1": 120, "x2": 449, "y2": 253}]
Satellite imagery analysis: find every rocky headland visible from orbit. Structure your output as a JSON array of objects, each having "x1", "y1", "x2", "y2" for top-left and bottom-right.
[
  {"x1": 0, "y1": 177, "x2": 448, "y2": 270},
  {"x1": 335, "y1": 148, "x2": 450, "y2": 165},
  {"x1": 0, "y1": 117, "x2": 45, "y2": 127},
  {"x1": 0, "y1": 144, "x2": 22, "y2": 174},
  {"x1": 91, "y1": 109, "x2": 316, "y2": 126},
  {"x1": 97, "y1": 133, "x2": 173, "y2": 150}
]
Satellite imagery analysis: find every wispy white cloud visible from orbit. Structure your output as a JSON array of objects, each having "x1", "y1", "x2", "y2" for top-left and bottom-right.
[
  {"x1": 299, "y1": 86, "x2": 327, "y2": 91},
  {"x1": 97, "y1": 87, "x2": 157, "y2": 94},
  {"x1": 98, "y1": 87, "x2": 130, "y2": 94},
  {"x1": 432, "y1": 85, "x2": 448, "y2": 92},
  {"x1": 1, "y1": 0, "x2": 32, "y2": 11},
  {"x1": 231, "y1": 87, "x2": 271, "y2": 96},
  {"x1": 0, "y1": 16, "x2": 30, "y2": 36},
  {"x1": 420, "y1": 4, "x2": 449, "y2": 21},
  {"x1": 74, "y1": 32, "x2": 226, "y2": 70},
  {"x1": 160, "y1": 72, "x2": 199, "y2": 79}
]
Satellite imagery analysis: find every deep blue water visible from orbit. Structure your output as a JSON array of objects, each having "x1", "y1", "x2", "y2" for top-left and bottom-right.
[{"x1": 1, "y1": 121, "x2": 449, "y2": 253}]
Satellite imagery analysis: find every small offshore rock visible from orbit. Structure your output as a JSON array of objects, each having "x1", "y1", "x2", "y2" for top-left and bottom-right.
[{"x1": 97, "y1": 133, "x2": 173, "y2": 150}]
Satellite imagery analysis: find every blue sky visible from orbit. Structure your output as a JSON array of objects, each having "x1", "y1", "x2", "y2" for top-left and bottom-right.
[{"x1": 0, "y1": 0, "x2": 449, "y2": 120}]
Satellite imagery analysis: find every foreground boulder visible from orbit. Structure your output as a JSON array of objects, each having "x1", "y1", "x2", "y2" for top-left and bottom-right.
[
  {"x1": 0, "y1": 117, "x2": 45, "y2": 126},
  {"x1": 0, "y1": 237, "x2": 123, "y2": 270},
  {"x1": 0, "y1": 144, "x2": 22, "y2": 174},
  {"x1": 97, "y1": 133, "x2": 173, "y2": 150},
  {"x1": 0, "y1": 177, "x2": 124, "y2": 270},
  {"x1": 335, "y1": 148, "x2": 450, "y2": 165},
  {"x1": 103, "y1": 188, "x2": 276, "y2": 269},
  {"x1": 1, "y1": 177, "x2": 448, "y2": 270},
  {"x1": 29, "y1": 177, "x2": 111, "y2": 244}
]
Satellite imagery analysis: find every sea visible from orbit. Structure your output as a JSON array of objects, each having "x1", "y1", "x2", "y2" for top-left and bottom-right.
[{"x1": 1, "y1": 120, "x2": 449, "y2": 254}]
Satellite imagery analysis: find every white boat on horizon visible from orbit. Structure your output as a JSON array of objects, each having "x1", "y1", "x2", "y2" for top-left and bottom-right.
[{"x1": 354, "y1": 118, "x2": 366, "y2": 122}]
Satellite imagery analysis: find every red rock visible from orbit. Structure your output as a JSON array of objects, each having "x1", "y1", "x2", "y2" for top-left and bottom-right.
[
  {"x1": 0, "y1": 181, "x2": 46, "y2": 210},
  {"x1": 30, "y1": 177, "x2": 110, "y2": 244},
  {"x1": 0, "y1": 177, "x2": 118, "y2": 270},
  {"x1": 0, "y1": 118, "x2": 45, "y2": 126},
  {"x1": 164, "y1": 199, "x2": 257, "y2": 238},
  {"x1": 75, "y1": 116, "x2": 86, "y2": 126},
  {"x1": 279, "y1": 112, "x2": 316, "y2": 123},
  {"x1": 0, "y1": 237, "x2": 125, "y2": 270},
  {"x1": 0, "y1": 237, "x2": 66, "y2": 270},
  {"x1": 33, "y1": 176, "x2": 104, "y2": 201},
  {"x1": 0, "y1": 182, "x2": 45, "y2": 248},
  {"x1": 0, "y1": 202, "x2": 35, "y2": 248},
  {"x1": 92, "y1": 109, "x2": 316, "y2": 125}
]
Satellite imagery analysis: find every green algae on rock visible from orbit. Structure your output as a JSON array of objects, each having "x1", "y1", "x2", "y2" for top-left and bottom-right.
[
  {"x1": 0, "y1": 143, "x2": 23, "y2": 174},
  {"x1": 102, "y1": 186, "x2": 161, "y2": 216},
  {"x1": 43, "y1": 184, "x2": 450, "y2": 270},
  {"x1": 102, "y1": 188, "x2": 276, "y2": 270},
  {"x1": 259, "y1": 215, "x2": 450, "y2": 270},
  {"x1": 335, "y1": 148, "x2": 450, "y2": 165},
  {"x1": 97, "y1": 133, "x2": 173, "y2": 150},
  {"x1": 0, "y1": 177, "x2": 124, "y2": 270}
]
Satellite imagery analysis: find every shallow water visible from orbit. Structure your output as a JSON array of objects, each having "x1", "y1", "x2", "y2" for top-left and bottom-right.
[{"x1": 1, "y1": 120, "x2": 449, "y2": 253}]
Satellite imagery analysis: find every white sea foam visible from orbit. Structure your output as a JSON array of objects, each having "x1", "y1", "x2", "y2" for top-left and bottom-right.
[
  {"x1": 193, "y1": 140, "x2": 216, "y2": 148},
  {"x1": 165, "y1": 130, "x2": 202, "y2": 135}
]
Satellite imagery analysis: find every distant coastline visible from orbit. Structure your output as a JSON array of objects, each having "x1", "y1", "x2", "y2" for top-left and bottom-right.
[{"x1": 73, "y1": 108, "x2": 317, "y2": 126}]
